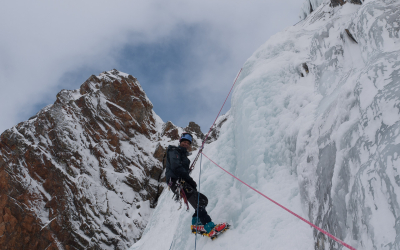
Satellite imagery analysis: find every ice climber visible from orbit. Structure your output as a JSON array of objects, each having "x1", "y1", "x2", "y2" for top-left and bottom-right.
[{"x1": 165, "y1": 132, "x2": 229, "y2": 239}]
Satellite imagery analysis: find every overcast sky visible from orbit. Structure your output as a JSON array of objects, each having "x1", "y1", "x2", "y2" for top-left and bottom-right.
[{"x1": 0, "y1": 0, "x2": 304, "y2": 134}]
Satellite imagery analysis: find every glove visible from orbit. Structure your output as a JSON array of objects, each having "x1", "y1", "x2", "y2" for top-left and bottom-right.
[{"x1": 186, "y1": 178, "x2": 197, "y2": 189}]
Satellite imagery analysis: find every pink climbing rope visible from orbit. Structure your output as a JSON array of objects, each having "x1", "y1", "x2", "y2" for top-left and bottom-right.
[
  {"x1": 189, "y1": 68, "x2": 242, "y2": 172},
  {"x1": 201, "y1": 152, "x2": 356, "y2": 250},
  {"x1": 187, "y1": 67, "x2": 355, "y2": 249}
]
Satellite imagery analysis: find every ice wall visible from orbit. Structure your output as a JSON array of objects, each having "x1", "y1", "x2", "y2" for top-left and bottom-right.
[
  {"x1": 131, "y1": 1, "x2": 400, "y2": 249},
  {"x1": 295, "y1": 1, "x2": 400, "y2": 249}
]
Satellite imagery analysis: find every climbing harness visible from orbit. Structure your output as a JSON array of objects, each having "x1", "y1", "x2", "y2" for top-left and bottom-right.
[
  {"x1": 189, "y1": 68, "x2": 243, "y2": 173},
  {"x1": 168, "y1": 178, "x2": 190, "y2": 211},
  {"x1": 201, "y1": 153, "x2": 356, "y2": 250}
]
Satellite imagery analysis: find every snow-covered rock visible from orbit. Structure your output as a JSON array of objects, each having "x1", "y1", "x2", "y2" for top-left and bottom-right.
[
  {"x1": 0, "y1": 69, "x2": 204, "y2": 249},
  {"x1": 300, "y1": 0, "x2": 327, "y2": 19},
  {"x1": 132, "y1": 1, "x2": 400, "y2": 249}
]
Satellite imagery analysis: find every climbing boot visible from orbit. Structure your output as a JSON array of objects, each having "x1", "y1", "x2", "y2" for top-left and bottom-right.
[
  {"x1": 191, "y1": 217, "x2": 207, "y2": 236},
  {"x1": 206, "y1": 222, "x2": 230, "y2": 240}
]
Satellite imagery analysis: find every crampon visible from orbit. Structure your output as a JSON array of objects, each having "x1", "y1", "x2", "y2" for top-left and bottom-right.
[
  {"x1": 191, "y1": 225, "x2": 208, "y2": 236},
  {"x1": 207, "y1": 223, "x2": 230, "y2": 240}
]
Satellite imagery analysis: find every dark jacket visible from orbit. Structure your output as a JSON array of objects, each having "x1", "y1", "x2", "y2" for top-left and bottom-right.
[{"x1": 165, "y1": 145, "x2": 195, "y2": 186}]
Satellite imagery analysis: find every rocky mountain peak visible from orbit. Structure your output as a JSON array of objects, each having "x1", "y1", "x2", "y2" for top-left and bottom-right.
[{"x1": 0, "y1": 70, "x2": 205, "y2": 249}]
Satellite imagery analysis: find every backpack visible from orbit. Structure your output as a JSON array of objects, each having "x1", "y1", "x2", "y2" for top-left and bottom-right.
[{"x1": 162, "y1": 145, "x2": 177, "y2": 177}]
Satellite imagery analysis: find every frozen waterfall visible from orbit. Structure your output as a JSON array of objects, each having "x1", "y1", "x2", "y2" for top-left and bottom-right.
[{"x1": 131, "y1": 1, "x2": 400, "y2": 249}]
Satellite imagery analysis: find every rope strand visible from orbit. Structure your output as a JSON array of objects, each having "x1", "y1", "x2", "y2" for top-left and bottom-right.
[
  {"x1": 189, "y1": 68, "x2": 242, "y2": 172},
  {"x1": 201, "y1": 152, "x2": 356, "y2": 250},
  {"x1": 194, "y1": 150, "x2": 203, "y2": 250}
]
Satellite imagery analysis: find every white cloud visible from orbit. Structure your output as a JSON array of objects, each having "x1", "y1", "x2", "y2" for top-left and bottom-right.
[{"x1": 0, "y1": 0, "x2": 303, "y2": 133}]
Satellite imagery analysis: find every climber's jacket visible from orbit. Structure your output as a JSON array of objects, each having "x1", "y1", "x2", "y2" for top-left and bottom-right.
[{"x1": 165, "y1": 145, "x2": 197, "y2": 188}]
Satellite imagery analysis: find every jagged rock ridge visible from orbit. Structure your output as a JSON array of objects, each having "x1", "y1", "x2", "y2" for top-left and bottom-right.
[{"x1": 0, "y1": 69, "x2": 205, "y2": 250}]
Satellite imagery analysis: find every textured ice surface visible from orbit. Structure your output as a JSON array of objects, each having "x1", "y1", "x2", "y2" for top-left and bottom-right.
[{"x1": 131, "y1": 1, "x2": 400, "y2": 249}]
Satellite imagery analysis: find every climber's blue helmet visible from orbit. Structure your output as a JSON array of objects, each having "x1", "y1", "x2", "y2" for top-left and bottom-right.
[{"x1": 179, "y1": 132, "x2": 193, "y2": 144}]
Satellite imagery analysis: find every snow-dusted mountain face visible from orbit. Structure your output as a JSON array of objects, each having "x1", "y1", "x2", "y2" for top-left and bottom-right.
[
  {"x1": 0, "y1": 69, "x2": 208, "y2": 249},
  {"x1": 132, "y1": 1, "x2": 400, "y2": 249}
]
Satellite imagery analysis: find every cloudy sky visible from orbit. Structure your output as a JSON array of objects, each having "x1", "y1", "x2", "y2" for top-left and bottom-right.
[{"x1": 0, "y1": 0, "x2": 304, "y2": 134}]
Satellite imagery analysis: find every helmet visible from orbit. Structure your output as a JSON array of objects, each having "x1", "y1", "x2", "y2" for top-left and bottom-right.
[{"x1": 179, "y1": 132, "x2": 193, "y2": 144}]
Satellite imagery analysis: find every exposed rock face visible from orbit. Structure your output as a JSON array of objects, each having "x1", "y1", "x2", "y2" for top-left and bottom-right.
[
  {"x1": 0, "y1": 70, "x2": 204, "y2": 249},
  {"x1": 301, "y1": 0, "x2": 364, "y2": 20},
  {"x1": 330, "y1": 0, "x2": 345, "y2": 7},
  {"x1": 162, "y1": 121, "x2": 179, "y2": 141},
  {"x1": 205, "y1": 114, "x2": 229, "y2": 143},
  {"x1": 330, "y1": 0, "x2": 362, "y2": 8},
  {"x1": 184, "y1": 122, "x2": 204, "y2": 140},
  {"x1": 349, "y1": 0, "x2": 362, "y2": 5},
  {"x1": 153, "y1": 143, "x2": 165, "y2": 163}
]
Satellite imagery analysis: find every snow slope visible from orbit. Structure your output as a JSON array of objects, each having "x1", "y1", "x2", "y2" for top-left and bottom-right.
[{"x1": 132, "y1": 1, "x2": 400, "y2": 249}]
